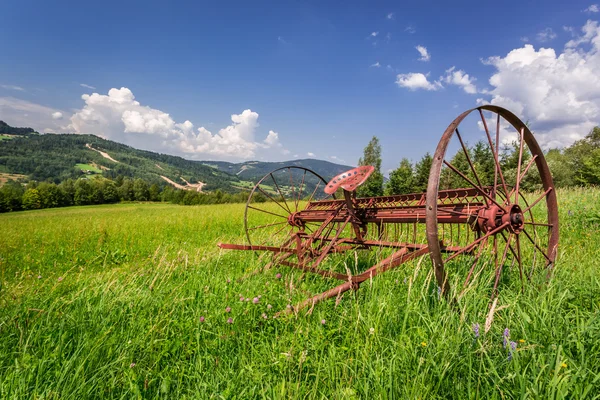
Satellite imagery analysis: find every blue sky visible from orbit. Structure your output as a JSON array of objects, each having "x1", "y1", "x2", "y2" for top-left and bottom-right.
[{"x1": 1, "y1": 0, "x2": 600, "y2": 172}]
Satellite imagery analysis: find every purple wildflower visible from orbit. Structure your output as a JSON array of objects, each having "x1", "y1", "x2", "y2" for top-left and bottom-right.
[
  {"x1": 503, "y1": 328, "x2": 510, "y2": 349},
  {"x1": 225, "y1": 307, "x2": 231, "y2": 313},
  {"x1": 253, "y1": 297, "x2": 259, "y2": 304},
  {"x1": 321, "y1": 319, "x2": 326, "y2": 325},
  {"x1": 508, "y1": 341, "x2": 517, "y2": 360},
  {"x1": 226, "y1": 279, "x2": 231, "y2": 284},
  {"x1": 199, "y1": 316, "x2": 205, "y2": 323},
  {"x1": 568, "y1": 210, "x2": 572, "y2": 216},
  {"x1": 473, "y1": 323, "x2": 480, "y2": 339},
  {"x1": 227, "y1": 317, "x2": 233, "y2": 324},
  {"x1": 276, "y1": 273, "x2": 282, "y2": 279},
  {"x1": 286, "y1": 304, "x2": 292, "y2": 309},
  {"x1": 57, "y1": 276, "x2": 64, "y2": 282},
  {"x1": 262, "y1": 313, "x2": 268, "y2": 319},
  {"x1": 37, "y1": 275, "x2": 42, "y2": 279},
  {"x1": 267, "y1": 304, "x2": 272, "y2": 310},
  {"x1": 240, "y1": 296, "x2": 245, "y2": 301},
  {"x1": 129, "y1": 363, "x2": 136, "y2": 368}
]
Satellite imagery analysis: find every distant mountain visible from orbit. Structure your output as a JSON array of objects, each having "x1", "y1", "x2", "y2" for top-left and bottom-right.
[
  {"x1": 204, "y1": 159, "x2": 353, "y2": 183},
  {"x1": 0, "y1": 121, "x2": 353, "y2": 192}
]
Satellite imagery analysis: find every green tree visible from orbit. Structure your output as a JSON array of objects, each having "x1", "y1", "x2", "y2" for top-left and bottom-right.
[
  {"x1": 59, "y1": 179, "x2": 76, "y2": 206},
  {"x1": 149, "y1": 184, "x2": 161, "y2": 201},
  {"x1": 413, "y1": 153, "x2": 433, "y2": 193},
  {"x1": 133, "y1": 178, "x2": 150, "y2": 201},
  {"x1": 74, "y1": 180, "x2": 92, "y2": 205},
  {"x1": 102, "y1": 181, "x2": 119, "y2": 203},
  {"x1": 357, "y1": 136, "x2": 384, "y2": 197},
  {"x1": 0, "y1": 181, "x2": 24, "y2": 211},
  {"x1": 386, "y1": 158, "x2": 414, "y2": 195},
  {"x1": 119, "y1": 179, "x2": 134, "y2": 201},
  {"x1": 22, "y1": 188, "x2": 41, "y2": 210},
  {"x1": 37, "y1": 182, "x2": 62, "y2": 208}
]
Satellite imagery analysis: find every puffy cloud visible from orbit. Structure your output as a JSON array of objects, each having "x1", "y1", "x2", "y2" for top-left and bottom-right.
[
  {"x1": 307, "y1": 152, "x2": 315, "y2": 157},
  {"x1": 536, "y1": 28, "x2": 557, "y2": 42},
  {"x1": 370, "y1": 31, "x2": 379, "y2": 37},
  {"x1": 386, "y1": 12, "x2": 394, "y2": 20},
  {"x1": 69, "y1": 87, "x2": 287, "y2": 160},
  {"x1": 80, "y1": 83, "x2": 96, "y2": 90},
  {"x1": 0, "y1": 84, "x2": 25, "y2": 91},
  {"x1": 395, "y1": 73, "x2": 442, "y2": 91},
  {"x1": 416, "y1": 45, "x2": 430, "y2": 62},
  {"x1": 0, "y1": 97, "x2": 66, "y2": 133},
  {"x1": 481, "y1": 21, "x2": 600, "y2": 148},
  {"x1": 442, "y1": 67, "x2": 477, "y2": 94},
  {"x1": 51, "y1": 111, "x2": 63, "y2": 120},
  {"x1": 584, "y1": 4, "x2": 599, "y2": 13}
]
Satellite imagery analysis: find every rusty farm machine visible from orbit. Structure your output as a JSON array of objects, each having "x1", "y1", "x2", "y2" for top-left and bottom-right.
[{"x1": 218, "y1": 106, "x2": 559, "y2": 312}]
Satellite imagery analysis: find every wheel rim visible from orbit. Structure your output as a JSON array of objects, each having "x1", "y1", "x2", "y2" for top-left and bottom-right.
[
  {"x1": 244, "y1": 166, "x2": 334, "y2": 248},
  {"x1": 426, "y1": 105, "x2": 559, "y2": 296}
]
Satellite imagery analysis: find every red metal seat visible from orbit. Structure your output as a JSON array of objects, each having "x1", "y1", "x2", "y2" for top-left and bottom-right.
[{"x1": 324, "y1": 165, "x2": 375, "y2": 195}]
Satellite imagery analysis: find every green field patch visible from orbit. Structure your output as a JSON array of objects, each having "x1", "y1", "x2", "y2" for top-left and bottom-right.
[
  {"x1": 0, "y1": 134, "x2": 17, "y2": 141},
  {"x1": 75, "y1": 163, "x2": 102, "y2": 174}
]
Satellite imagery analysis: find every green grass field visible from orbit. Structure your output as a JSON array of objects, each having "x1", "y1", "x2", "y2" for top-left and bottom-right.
[
  {"x1": 1, "y1": 188, "x2": 599, "y2": 399},
  {"x1": 75, "y1": 163, "x2": 102, "y2": 174}
]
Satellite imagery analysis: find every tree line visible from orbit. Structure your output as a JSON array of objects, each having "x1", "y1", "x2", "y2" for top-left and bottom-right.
[
  {"x1": 358, "y1": 126, "x2": 600, "y2": 197},
  {"x1": 0, "y1": 177, "x2": 249, "y2": 213}
]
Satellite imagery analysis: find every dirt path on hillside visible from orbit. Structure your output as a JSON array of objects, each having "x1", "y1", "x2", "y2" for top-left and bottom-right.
[
  {"x1": 160, "y1": 176, "x2": 205, "y2": 192},
  {"x1": 86, "y1": 143, "x2": 119, "y2": 163}
]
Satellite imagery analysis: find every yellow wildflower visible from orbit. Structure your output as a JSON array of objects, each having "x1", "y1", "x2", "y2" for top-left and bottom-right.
[
  {"x1": 421, "y1": 341, "x2": 427, "y2": 347},
  {"x1": 561, "y1": 362, "x2": 567, "y2": 368}
]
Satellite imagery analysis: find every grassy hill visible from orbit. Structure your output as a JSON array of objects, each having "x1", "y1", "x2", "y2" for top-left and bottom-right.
[{"x1": 0, "y1": 121, "x2": 352, "y2": 192}]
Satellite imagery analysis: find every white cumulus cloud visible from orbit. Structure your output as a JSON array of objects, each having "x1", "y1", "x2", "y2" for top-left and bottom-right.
[
  {"x1": 416, "y1": 45, "x2": 430, "y2": 61},
  {"x1": 584, "y1": 4, "x2": 599, "y2": 13},
  {"x1": 536, "y1": 28, "x2": 557, "y2": 42},
  {"x1": 395, "y1": 73, "x2": 442, "y2": 91},
  {"x1": 442, "y1": 67, "x2": 477, "y2": 94},
  {"x1": 68, "y1": 87, "x2": 287, "y2": 160},
  {"x1": 307, "y1": 152, "x2": 315, "y2": 157},
  {"x1": 481, "y1": 20, "x2": 600, "y2": 148},
  {"x1": 51, "y1": 111, "x2": 63, "y2": 120}
]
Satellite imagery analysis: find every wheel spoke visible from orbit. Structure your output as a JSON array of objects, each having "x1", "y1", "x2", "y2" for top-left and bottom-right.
[
  {"x1": 444, "y1": 221, "x2": 509, "y2": 263},
  {"x1": 516, "y1": 235, "x2": 524, "y2": 290},
  {"x1": 443, "y1": 160, "x2": 505, "y2": 210},
  {"x1": 296, "y1": 170, "x2": 307, "y2": 212},
  {"x1": 493, "y1": 233, "x2": 512, "y2": 297},
  {"x1": 270, "y1": 173, "x2": 292, "y2": 214},
  {"x1": 479, "y1": 109, "x2": 510, "y2": 199},
  {"x1": 514, "y1": 127, "x2": 525, "y2": 205},
  {"x1": 247, "y1": 205, "x2": 288, "y2": 219},
  {"x1": 456, "y1": 128, "x2": 485, "y2": 192},
  {"x1": 522, "y1": 228, "x2": 552, "y2": 263},
  {"x1": 493, "y1": 113, "x2": 500, "y2": 199},
  {"x1": 521, "y1": 187, "x2": 553, "y2": 215},
  {"x1": 247, "y1": 221, "x2": 288, "y2": 231},
  {"x1": 257, "y1": 186, "x2": 291, "y2": 216},
  {"x1": 307, "y1": 181, "x2": 322, "y2": 204},
  {"x1": 506, "y1": 155, "x2": 538, "y2": 203}
]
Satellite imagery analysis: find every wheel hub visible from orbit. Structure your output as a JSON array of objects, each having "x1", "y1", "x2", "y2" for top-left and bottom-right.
[{"x1": 478, "y1": 203, "x2": 524, "y2": 234}]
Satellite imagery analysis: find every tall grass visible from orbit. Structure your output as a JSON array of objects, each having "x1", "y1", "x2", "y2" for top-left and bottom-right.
[{"x1": 0, "y1": 188, "x2": 599, "y2": 399}]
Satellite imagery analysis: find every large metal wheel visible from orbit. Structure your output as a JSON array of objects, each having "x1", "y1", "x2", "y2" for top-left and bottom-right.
[
  {"x1": 426, "y1": 105, "x2": 559, "y2": 296},
  {"x1": 244, "y1": 166, "x2": 334, "y2": 248}
]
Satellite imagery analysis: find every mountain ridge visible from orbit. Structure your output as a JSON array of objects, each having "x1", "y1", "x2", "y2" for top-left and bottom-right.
[{"x1": 0, "y1": 121, "x2": 353, "y2": 192}]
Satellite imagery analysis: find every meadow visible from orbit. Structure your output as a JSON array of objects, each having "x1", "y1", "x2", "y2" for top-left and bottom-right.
[{"x1": 0, "y1": 187, "x2": 599, "y2": 399}]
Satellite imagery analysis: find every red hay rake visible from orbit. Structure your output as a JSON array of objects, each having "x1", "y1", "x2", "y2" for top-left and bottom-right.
[{"x1": 218, "y1": 106, "x2": 559, "y2": 312}]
